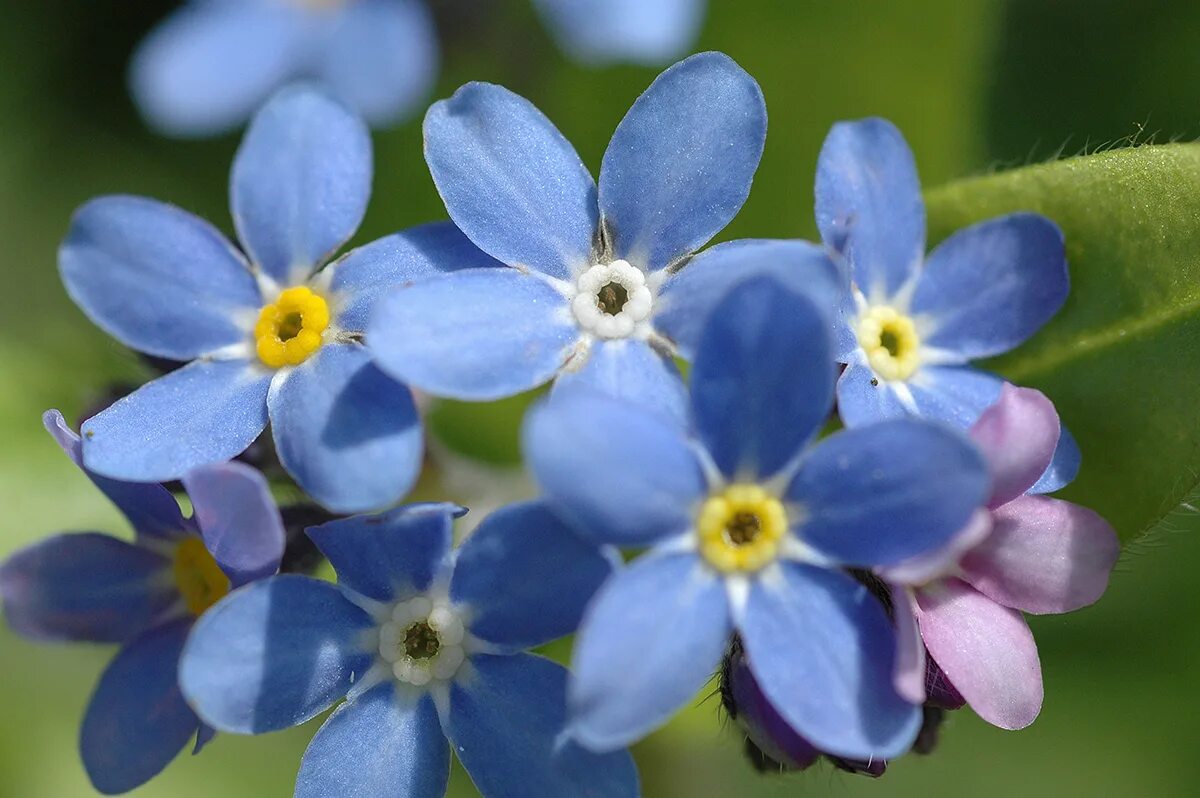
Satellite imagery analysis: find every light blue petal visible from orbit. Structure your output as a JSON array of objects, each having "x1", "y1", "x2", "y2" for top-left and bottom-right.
[
  {"x1": 44, "y1": 409, "x2": 190, "y2": 542},
  {"x1": 907, "y1": 365, "x2": 1005, "y2": 429},
  {"x1": 914, "y1": 213, "x2": 1068, "y2": 359},
  {"x1": 330, "y1": 222, "x2": 504, "y2": 331},
  {"x1": 269, "y1": 344, "x2": 422, "y2": 513},
  {"x1": 129, "y1": 1, "x2": 309, "y2": 137},
  {"x1": 787, "y1": 420, "x2": 989, "y2": 567},
  {"x1": 81, "y1": 359, "x2": 271, "y2": 482},
  {"x1": 0, "y1": 533, "x2": 173, "y2": 644},
  {"x1": 552, "y1": 339, "x2": 688, "y2": 428},
  {"x1": 81, "y1": 621, "x2": 200, "y2": 794},
  {"x1": 296, "y1": 685, "x2": 448, "y2": 798},
  {"x1": 60, "y1": 196, "x2": 260, "y2": 360},
  {"x1": 690, "y1": 276, "x2": 836, "y2": 482},
  {"x1": 449, "y1": 653, "x2": 640, "y2": 798},
  {"x1": 523, "y1": 391, "x2": 704, "y2": 546},
  {"x1": 815, "y1": 118, "x2": 925, "y2": 298},
  {"x1": 369, "y1": 268, "x2": 578, "y2": 401},
  {"x1": 1030, "y1": 424, "x2": 1081, "y2": 495},
  {"x1": 316, "y1": 0, "x2": 438, "y2": 127},
  {"x1": 183, "y1": 462, "x2": 285, "y2": 588},
  {"x1": 423, "y1": 82, "x2": 597, "y2": 280},
  {"x1": 835, "y1": 363, "x2": 911, "y2": 427},
  {"x1": 599, "y1": 52, "x2": 765, "y2": 272},
  {"x1": 739, "y1": 563, "x2": 920, "y2": 760},
  {"x1": 450, "y1": 501, "x2": 616, "y2": 650},
  {"x1": 306, "y1": 504, "x2": 459, "y2": 603},
  {"x1": 534, "y1": 0, "x2": 705, "y2": 65},
  {"x1": 568, "y1": 552, "x2": 730, "y2": 750},
  {"x1": 654, "y1": 239, "x2": 842, "y2": 360},
  {"x1": 232, "y1": 86, "x2": 371, "y2": 283},
  {"x1": 180, "y1": 575, "x2": 374, "y2": 734}
]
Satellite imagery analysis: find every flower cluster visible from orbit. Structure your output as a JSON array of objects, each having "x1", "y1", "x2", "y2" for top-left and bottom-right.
[{"x1": 2, "y1": 50, "x2": 1120, "y2": 798}]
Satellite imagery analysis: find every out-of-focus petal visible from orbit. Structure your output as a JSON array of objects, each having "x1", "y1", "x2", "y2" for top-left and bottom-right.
[
  {"x1": 890, "y1": 586, "x2": 926, "y2": 704},
  {"x1": 533, "y1": 0, "x2": 705, "y2": 65}
]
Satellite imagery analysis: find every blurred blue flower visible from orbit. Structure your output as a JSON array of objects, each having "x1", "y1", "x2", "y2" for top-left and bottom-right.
[
  {"x1": 130, "y1": 0, "x2": 438, "y2": 137},
  {"x1": 61, "y1": 86, "x2": 479, "y2": 513},
  {"x1": 816, "y1": 117, "x2": 1079, "y2": 491},
  {"x1": 522, "y1": 275, "x2": 991, "y2": 760},
  {"x1": 533, "y1": 0, "x2": 707, "y2": 65},
  {"x1": 179, "y1": 502, "x2": 639, "y2": 798},
  {"x1": 369, "y1": 52, "x2": 844, "y2": 423},
  {"x1": 0, "y1": 411, "x2": 285, "y2": 795}
]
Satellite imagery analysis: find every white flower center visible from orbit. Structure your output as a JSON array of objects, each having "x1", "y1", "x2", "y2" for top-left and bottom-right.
[
  {"x1": 377, "y1": 596, "x2": 467, "y2": 687},
  {"x1": 571, "y1": 260, "x2": 653, "y2": 339}
]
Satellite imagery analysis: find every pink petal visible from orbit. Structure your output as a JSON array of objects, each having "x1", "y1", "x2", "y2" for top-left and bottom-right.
[
  {"x1": 878, "y1": 509, "x2": 991, "y2": 585},
  {"x1": 961, "y1": 495, "x2": 1119, "y2": 614},
  {"x1": 969, "y1": 384, "x2": 1060, "y2": 508},
  {"x1": 890, "y1": 585, "x2": 926, "y2": 704},
  {"x1": 914, "y1": 578, "x2": 1043, "y2": 730}
]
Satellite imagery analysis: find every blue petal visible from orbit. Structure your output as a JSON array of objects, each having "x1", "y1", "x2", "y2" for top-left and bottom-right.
[
  {"x1": 534, "y1": 0, "x2": 705, "y2": 65},
  {"x1": 296, "y1": 684, "x2": 448, "y2": 798},
  {"x1": 690, "y1": 275, "x2": 836, "y2": 482},
  {"x1": 182, "y1": 462, "x2": 285, "y2": 588},
  {"x1": 81, "y1": 621, "x2": 200, "y2": 794},
  {"x1": 1030, "y1": 423, "x2": 1081, "y2": 495},
  {"x1": 269, "y1": 344, "x2": 422, "y2": 513},
  {"x1": 180, "y1": 575, "x2": 374, "y2": 734},
  {"x1": 815, "y1": 118, "x2": 925, "y2": 298},
  {"x1": 599, "y1": 52, "x2": 765, "y2": 272},
  {"x1": 835, "y1": 363, "x2": 911, "y2": 427},
  {"x1": 316, "y1": 0, "x2": 438, "y2": 127},
  {"x1": 44, "y1": 409, "x2": 190, "y2": 542},
  {"x1": 60, "y1": 196, "x2": 260, "y2": 360},
  {"x1": 306, "y1": 504, "x2": 458, "y2": 603},
  {"x1": 81, "y1": 359, "x2": 271, "y2": 482},
  {"x1": 913, "y1": 213, "x2": 1068, "y2": 359},
  {"x1": 450, "y1": 501, "x2": 616, "y2": 651},
  {"x1": 552, "y1": 339, "x2": 688, "y2": 428},
  {"x1": 654, "y1": 239, "x2": 842, "y2": 359},
  {"x1": 369, "y1": 269, "x2": 578, "y2": 400},
  {"x1": 568, "y1": 552, "x2": 730, "y2": 750},
  {"x1": 449, "y1": 653, "x2": 640, "y2": 797},
  {"x1": 523, "y1": 391, "x2": 704, "y2": 546},
  {"x1": 232, "y1": 86, "x2": 372, "y2": 284},
  {"x1": 129, "y1": 1, "x2": 308, "y2": 137},
  {"x1": 787, "y1": 420, "x2": 989, "y2": 566},
  {"x1": 423, "y1": 82, "x2": 598, "y2": 280},
  {"x1": 738, "y1": 563, "x2": 920, "y2": 760},
  {"x1": 330, "y1": 222, "x2": 504, "y2": 331},
  {"x1": 907, "y1": 365, "x2": 1005, "y2": 429},
  {"x1": 0, "y1": 533, "x2": 173, "y2": 643}
]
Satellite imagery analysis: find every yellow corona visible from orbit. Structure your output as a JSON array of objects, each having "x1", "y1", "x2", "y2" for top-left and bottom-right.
[
  {"x1": 173, "y1": 538, "x2": 231, "y2": 617},
  {"x1": 856, "y1": 305, "x2": 921, "y2": 382},
  {"x1": 696, "y1": 484, "x2": 788, "y2": 573},
  {"x1": 254, "y1": 286, "x2": 330, "y2": 368}
]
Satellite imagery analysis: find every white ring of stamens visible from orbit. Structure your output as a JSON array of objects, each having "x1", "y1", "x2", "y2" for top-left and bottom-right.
[
  {"x1": 377, "y1": 596, "x2": 467, "y2": 687},
  {"x1": 571, "y1": 260, "x2": 653, "y2": 339}
]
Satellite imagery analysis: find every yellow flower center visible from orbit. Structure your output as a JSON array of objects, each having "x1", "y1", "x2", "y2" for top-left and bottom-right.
[
  {"x1": 173, "y1": 538, "x2": 231, "y2": 617},
  {"x1": 696, "y1": 484, "x2": 788, "y2": 573},
  {"x1": 856, "y1": 305, "x2": 921, "y2": 382},
  {"x1": 254, "y1": 286, "x2": 330, "y2": 368}
]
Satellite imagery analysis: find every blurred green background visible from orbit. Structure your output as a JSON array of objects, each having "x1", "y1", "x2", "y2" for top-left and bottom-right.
[{"x1": 3, "y1": 1, "x2": 1200, "y2": 795}]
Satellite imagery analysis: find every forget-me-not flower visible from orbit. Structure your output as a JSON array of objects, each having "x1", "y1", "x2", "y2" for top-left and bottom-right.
[
  {"x1": 179, "y1": 502, "x2": 639, "y2": 798},
  {"x1": 522, "y1": 274, "x2": 991, "y2": 760},
  {"x1": 369, "y1": 52, "x2": 839, "y2": 423},
  {"x1": 817, "y1": 118, "x2": 1078, "y2": 491},
  {"x1": 63, "y1": 87, "x2": 484, "y2": 513},
  {"x1": 533, "y1": 0, "x2": 707, "y2": 65},
  {"x1": 0, "y1": 411, "x2": 284, "y2": 795},
  {"x1": 130, "y1": 0, "x2": 438, "y2": 137},
  {"x1": 880, "y1": 384, "x2": 1119, "y2": 730}
]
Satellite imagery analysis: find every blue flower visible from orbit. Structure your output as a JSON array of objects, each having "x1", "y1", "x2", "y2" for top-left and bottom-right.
[
  {"x1": 130, "y1": 0, "x2": 438, "y2": 137},
  {"x1": 0, "y1": 410, "x2": 285, "y2": 795},
  {"x1": 522, "y1": 274, "x2": 991, "y2": 760},
  {"x1": 62, "y1": 87, "x2": 479, "y2": 512},
  {"x1": 369, "y1": 52, "x2": 838, "y2": 423},
  {"x1": 179, "y1": 502, "x2": 638, "y2": 798},
  {"x1": 533, "y1": 0, "x2": 707, "y2": 65},
  {"x1": 816, "y1": 117, "x2": 1079, "y2": 491}
]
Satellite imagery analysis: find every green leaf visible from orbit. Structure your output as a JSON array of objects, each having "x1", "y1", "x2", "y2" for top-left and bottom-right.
[{"x1": 925, "y1": 143, "x2": 1200, "y2": 543}]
